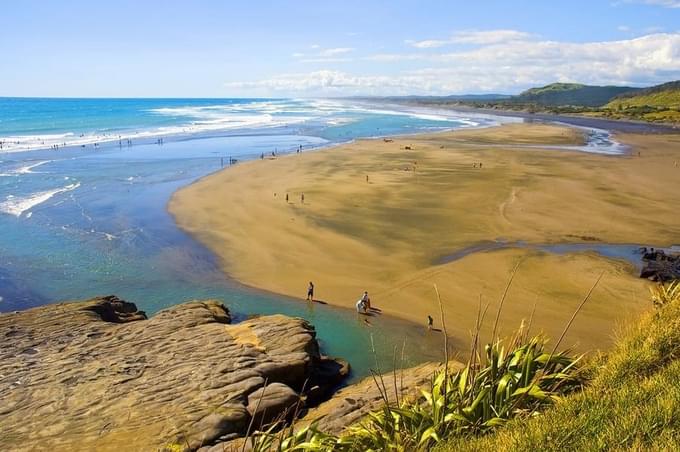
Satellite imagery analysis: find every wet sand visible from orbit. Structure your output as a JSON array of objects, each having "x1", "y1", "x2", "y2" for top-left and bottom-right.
[{"x1": 169, "y1": 123, "x2": 680, "y2": 351}]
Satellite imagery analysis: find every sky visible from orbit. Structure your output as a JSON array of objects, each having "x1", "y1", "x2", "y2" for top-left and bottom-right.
[{"x1": 1, "y1": 0, "x2": 679, "y2": 97}]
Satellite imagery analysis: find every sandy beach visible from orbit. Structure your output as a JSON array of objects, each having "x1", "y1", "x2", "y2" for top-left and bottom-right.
[{"x1": 169, "y1": 123, "x2": 680, "y2": 352}]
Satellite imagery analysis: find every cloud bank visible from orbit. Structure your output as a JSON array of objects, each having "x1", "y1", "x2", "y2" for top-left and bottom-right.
[{"x1": 226, "y1": 31, "x2": 680, "y2": 96}]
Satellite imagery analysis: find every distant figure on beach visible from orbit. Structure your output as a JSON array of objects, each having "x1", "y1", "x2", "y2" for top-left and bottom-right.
[
  {"x1": 366, "y1": 174, "x2": 369, "y2": 183},
  {"x1": 479, "y1": 162, "x2": 483, "y2": 168},
  {"x1": 261, "y1": 152, "x2": 264, "y2": 160},
  {"x1": 285, "y1": 193, "x2": 289, "y2": 202},
  {"x1": 473, "y1": 163, "x2": 477, "y2": 168},
  {"x1": 427, "y1": 315, "x2": 433, "y2": 330},
  {"x1": 356, "y1": 298, "x2": 366, "y2": 313},
  {"x1": 221, "y1": 158, "x2": 224, "y2": 168},
  {"x1": 301, "y1": 193, "x2": 305, "y2": 204},
  {"x1": 306, "y1": 281, "x2": 314, "y2": 301}
]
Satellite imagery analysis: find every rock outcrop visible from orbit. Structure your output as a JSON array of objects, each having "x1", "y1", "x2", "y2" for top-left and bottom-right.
[
  {"x1": 0, "y1": 296, "x2": 347, "y2": 451},
  {"x1": 296, "y1": 361, "x2": 462, "y2": 435},
  {"x1": 640, "y1": 248, "x2": 680, "y2": 282}
]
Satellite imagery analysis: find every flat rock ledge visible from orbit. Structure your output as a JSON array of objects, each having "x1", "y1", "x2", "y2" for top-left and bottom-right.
[
  {"x1": 200, "y1": 362, "x2": 457, "y2": 452},
  {"x1": 296, "y1": 361, "x2": 463, "y2": 436},
  {"x1": 0, "y1": 296, "x2": 348, "y2": 451}
]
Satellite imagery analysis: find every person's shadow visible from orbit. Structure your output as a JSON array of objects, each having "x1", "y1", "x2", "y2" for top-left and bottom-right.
[{"x1": 308, "y1": 298, "x2": 328, "y2": 305}]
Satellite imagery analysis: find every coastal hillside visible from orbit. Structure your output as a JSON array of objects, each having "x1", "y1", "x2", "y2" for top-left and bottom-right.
[
  {"x1": 602, "y1": 80, "x2": 680, "y2": 123},
  {"x1": 513, "y1": 82, "x2": 639, "y2": 107},
  {"x1": 607, "y1": 80, "x2": 680, "y2": 108},
  {"x1": 397, "y1": 80, "x2": 680, "y2": 124}
]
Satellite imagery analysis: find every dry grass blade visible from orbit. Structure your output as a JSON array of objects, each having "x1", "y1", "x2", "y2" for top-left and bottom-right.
[
  {"x1": 549, "y1": 271, "x2": 604, "y2": 360},
  {"x1": 243, "y1": 377, "x2": 268, "y2": 452},
  {"x1": 434, "y1": 284, "x2": 449, "y2": 398},
  {"x1": 491, "y1": 259, "x2": 523, "y2": 344}
]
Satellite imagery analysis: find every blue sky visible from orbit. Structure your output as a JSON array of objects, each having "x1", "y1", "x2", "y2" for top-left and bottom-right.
[{"x1": 1, "y1": 0, "x2": 679, "y2": 97}]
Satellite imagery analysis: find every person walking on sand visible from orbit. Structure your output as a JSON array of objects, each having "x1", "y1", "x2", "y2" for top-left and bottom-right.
[
  {"x1": 301, "y1": 193, "x2": 305, "y2": 204},
  {"x1": 285, "y1": 193, "x2": 289, "y2": 203},
  {"x1": 306, "y1": 281, "x2": 314, "y2": 301},
  {"x1": 427, "y1": 315, "x2": 433, "y2": 330}
]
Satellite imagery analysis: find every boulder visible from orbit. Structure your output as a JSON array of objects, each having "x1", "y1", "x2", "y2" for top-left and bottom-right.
[{"x1": 247, "y1": 382, "x2": 300, "y2": 426}]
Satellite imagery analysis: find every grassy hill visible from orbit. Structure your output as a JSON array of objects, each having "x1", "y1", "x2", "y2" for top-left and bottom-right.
[
  {"x1": 513, "y1": 82, "x2": 639, "y2": 107},
  {"x1": 602, "y1": 81, "x2": 680, "y2": 123},
  {"x1": 607, "y1": 80, "x2": 680, "y2": 109}
]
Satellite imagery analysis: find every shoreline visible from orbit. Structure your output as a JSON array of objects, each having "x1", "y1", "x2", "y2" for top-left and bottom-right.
[
  {"x1": 169, "y1": 121, "x2": 680, "y2": 351},
  {"x1": 4, "y1": 97, "x2": 674, "y2": 156}
]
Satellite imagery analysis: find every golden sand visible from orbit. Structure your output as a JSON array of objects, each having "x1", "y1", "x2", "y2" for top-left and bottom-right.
[{"x1": 169, "y1": 123, "x2": 680, "y2": 351}]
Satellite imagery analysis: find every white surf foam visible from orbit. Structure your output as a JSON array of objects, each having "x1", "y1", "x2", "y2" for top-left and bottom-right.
[
  {"x1": 15, "y1": 160, "x2": 52, "y2": 174},
  {"x1": 0, "y1": 99, "x2": 500, "y2": 154},
  {"x1": 0, "y1": 182, "x2": 80, "y2": 217}
]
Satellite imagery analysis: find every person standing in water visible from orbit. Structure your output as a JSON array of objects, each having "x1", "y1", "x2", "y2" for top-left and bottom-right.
[
  {"x1": 360, "y1": 291, "x2": 371, "y2": 310},
  {"x1": 306, "y1": 281, "x2": 314, "y2": 301}
]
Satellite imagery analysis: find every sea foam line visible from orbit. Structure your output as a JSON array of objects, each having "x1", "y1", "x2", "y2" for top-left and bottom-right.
[{"x1": 0, "y1": 182, "x2": 80, "y2": 217}]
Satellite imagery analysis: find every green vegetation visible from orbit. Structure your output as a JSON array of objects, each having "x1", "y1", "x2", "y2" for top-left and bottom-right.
[
  {"x1": 248, "y1": 330, "x2": 583, "y2": 451},
  {"x1": 515, "y1": 83, "x2": 638, "y2": 107},
  {"x1": 393, "y1": 80, "x2": 680, "y2": 124},
  {"x1": 607, "y1": 81, "x2": 680, "y2": 109},
  {"x1": 441, "y1": 279, "x2": 680, "y2": 451},
  {"x1": 241, "y1": 279, "x2": 680, "y2": 451},
  {"x1": 600, "y1": 81, "x2": 680, "y2": 123}
]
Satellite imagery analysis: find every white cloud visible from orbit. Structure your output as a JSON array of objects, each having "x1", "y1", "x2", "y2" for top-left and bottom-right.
[
  {"x1": 618, "y1": 25, "x2": 631, "y2": 31},
  {"x1": 645, "y1": 25, "x2": 665, "y2": 33},
  {"x1": 292, "y1": 46, "x2": 354, "y2": 63},
  {"x1": 225, "y1": 70, "x2": 418, "y2": 95},
  {"x1": 228, "y1": 32, "x2": 680, "y2": 96},
  {"x1": 406, "y1": 29, "x2": 533, "y2": 48},
  {"x1": 450, "y1": 29, "x2": 533, "y2": 45},
  {"x1": 405, "y1": 39, "x2": 449, "y2": 49},
  {"x1": 298, "y1": 57, "x2": 353, "y2": 63},
  {"x1": 318, "y1": 47, "x2": 354, "y2": 57},
  {"x1": 636, "y1": 0, "x2": 680, "y2": 7}
]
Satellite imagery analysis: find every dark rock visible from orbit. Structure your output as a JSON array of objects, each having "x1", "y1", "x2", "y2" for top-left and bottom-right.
[
  {"x1": 83, "y1": 294, "x2": 147, "y2": 322},
  {"x1": 640, "y1": 249, "x2": 680, "y2": 282}
]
